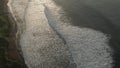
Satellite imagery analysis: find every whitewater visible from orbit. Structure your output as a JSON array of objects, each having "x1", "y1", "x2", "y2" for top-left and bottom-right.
[{"x1": 7, "y1": 0, "x2": 113, "y2": 68}]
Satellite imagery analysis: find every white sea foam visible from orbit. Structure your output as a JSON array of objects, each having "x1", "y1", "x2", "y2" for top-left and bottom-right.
[
  {"x1": 44, "y1": 2, "x2": 113, "y2": 68},
  {"x1": 8, "y1": 0, "x2": 113, "y2": 68},
  {"x1": 9, "y1": 0, "x2": 74, "y2": 68}
]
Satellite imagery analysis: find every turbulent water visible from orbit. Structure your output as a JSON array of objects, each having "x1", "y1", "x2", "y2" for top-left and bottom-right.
[{"x1": 8, "y1": 0, "x2": 113, "y2": 68}]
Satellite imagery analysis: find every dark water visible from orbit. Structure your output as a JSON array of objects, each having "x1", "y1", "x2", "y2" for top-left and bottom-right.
[{"x1": 53, "y1": 0, "x2": 120, "y2": 68}]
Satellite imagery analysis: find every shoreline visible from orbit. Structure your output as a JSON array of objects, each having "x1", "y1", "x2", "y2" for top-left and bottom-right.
[
  {"x1": 2, "y1": 0, "x2": 28, "y2": 68},
  {"x1": 5, "y1": 0, "x2": 114, "y2": 68}
]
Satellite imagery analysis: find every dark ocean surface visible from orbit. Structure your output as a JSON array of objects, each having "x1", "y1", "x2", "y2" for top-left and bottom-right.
[{"x1": 53, "y1": 0, "x2": 120, "y2": 68}]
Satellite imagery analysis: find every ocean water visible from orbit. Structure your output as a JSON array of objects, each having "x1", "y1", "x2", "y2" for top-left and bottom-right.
[
  {"x1": 7, "y1": 0, "x2": 115, "y2": 68},
  {"x1": 53, "y1": 0, "x2": 120, "y2": 67}
]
